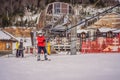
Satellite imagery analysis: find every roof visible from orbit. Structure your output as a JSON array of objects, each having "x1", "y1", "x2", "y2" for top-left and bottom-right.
[
  {"x1": 77, "y1": 29, "x2": 89, "y2": 33},
  {"x1": 98, "y1": 27, "x2": 116, "y2": 32},
  {"x1": 0, "y1": 29, "x2": 17, "y2": 41}
]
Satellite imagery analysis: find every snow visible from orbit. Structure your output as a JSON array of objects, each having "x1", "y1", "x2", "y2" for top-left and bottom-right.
[
  {"x1": 113, "y1": 29, "x2": 120, "y2": 33},
  {"x1": 0, "y1": 30, "x2": 12, "y2": 40},
  {"x1": 0, "y1": 53, "x2": 120, "y2": 80},
  {"x1": 99, "y1": 27, "x2": 116, "y2": 32},
  {"x1": 17, "y1": 13, "x2": 40, "y2": 22},
  {"x1": 77, "y1": 29, "x2": 89, "y2": 33}
]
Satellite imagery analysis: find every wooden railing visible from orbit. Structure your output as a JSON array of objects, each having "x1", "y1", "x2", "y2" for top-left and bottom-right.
[{"x1": 53, "y1": 43, "x2": 80, "y2": 51}]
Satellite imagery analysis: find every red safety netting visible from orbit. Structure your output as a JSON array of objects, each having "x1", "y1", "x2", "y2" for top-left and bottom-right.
[{"x1": 81, "y1": 34, "x2": 120, "y2": 53}]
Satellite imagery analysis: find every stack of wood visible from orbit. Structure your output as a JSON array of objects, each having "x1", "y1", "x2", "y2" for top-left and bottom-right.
[
  {"x1": 4, "y1": 27, "x2": 33, "y2": 37},
  {"x1": 94, "y1": 13, "x2": 120, "y2": 28}
]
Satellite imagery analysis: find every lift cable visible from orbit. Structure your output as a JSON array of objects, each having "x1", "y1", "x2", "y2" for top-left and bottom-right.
[{"x1": 64, "y1": 3, "x2": 120, "y2": 32}]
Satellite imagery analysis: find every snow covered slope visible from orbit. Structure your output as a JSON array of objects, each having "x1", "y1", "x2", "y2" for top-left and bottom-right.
[{"x1": 0, "y1": 54, "x2": 120, "y2": 80}]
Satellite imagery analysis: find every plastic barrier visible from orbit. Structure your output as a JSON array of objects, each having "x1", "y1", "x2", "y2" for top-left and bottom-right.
[{"x1": 81, "y1": 36, "x2": 120, "y2": 53}]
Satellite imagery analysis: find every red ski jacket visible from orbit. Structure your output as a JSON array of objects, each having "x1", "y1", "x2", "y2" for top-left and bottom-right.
[{"x1": 37, "y1": 36, "x2": 46, "y2": 47}]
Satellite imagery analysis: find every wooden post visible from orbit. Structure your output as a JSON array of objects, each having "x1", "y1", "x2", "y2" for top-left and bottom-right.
[{"x1": 70, "y1": 15, "x2": 77, "y2": 55}]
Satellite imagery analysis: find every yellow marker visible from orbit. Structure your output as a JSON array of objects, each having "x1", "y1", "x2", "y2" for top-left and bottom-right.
[{"x1": 47, "y1": 42, "x2": 51, "y2": 55}]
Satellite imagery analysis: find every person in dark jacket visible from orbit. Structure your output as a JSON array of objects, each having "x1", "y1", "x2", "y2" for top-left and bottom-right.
[
  {"x1": 37, "y1": 30, "x2": 48, "y2": 61},
  {"x1": 19, "y1": 39, "x2": 24, "y2": 57}
]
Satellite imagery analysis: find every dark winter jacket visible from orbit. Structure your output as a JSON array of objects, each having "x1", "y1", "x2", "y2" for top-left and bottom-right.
[{"x1": 19, "y1": 42, "x2": 24, "y2": 50}]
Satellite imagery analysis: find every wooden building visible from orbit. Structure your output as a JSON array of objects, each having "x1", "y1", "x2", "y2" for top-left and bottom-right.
[{"x1": 0, "y1": 29, "x2": 17, "y2": 54}]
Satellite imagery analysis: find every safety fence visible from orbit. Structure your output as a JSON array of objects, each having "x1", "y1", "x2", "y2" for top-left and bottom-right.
[
  {"x1": 24, "y1": 34, "x2": 120, "y2": 54},
  {"x1": 81, "y1": 36, "x2": 120, "y2": 53}
]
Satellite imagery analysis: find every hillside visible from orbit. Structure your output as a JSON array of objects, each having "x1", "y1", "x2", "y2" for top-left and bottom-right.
[{"x1": 0, "y1": 0, "x2": 119, "y2": 28}]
